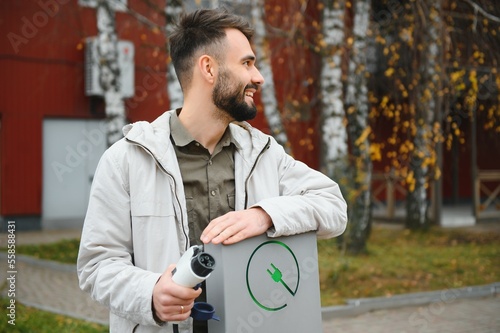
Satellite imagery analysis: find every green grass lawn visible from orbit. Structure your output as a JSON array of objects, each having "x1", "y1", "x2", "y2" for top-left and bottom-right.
[
  {"x1": 2, "y1": 223, "x2": 499, "y2": 331},
  {"x1": 318, "y1": 224, "x2": 500, "y2": 305},
  {"x1": 10, "y1": 238, "x2": 80, "y2": 264},
  {"x1": 0, "y1": 298, "x2": 107, "y2": 333}
]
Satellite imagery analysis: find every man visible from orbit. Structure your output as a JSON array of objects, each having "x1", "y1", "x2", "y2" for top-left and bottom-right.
[{"x1": 77, "y1": 8, "x2": 347, "y2": 333}]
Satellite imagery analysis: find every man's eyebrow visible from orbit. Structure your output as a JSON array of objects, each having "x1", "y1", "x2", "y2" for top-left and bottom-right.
[{"x1": 241, "y1": 55, "x2": 256, "y2": 62}]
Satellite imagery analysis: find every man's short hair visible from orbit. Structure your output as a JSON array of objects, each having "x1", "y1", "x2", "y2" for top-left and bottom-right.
[{"x1": 169, "y1": 8, "x2": 254, "y2": 92}]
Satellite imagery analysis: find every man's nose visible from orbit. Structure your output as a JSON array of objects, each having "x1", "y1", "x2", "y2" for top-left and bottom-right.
[{"x1": 252, "y1": 67, "x2": 265, "y2": 86}]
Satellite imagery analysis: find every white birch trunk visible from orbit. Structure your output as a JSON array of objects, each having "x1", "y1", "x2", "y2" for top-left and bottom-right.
[
  {"x1": 165, "y1": 0, "x2": 184, "y2": 109},
  {"x1": 320, "y1": 2, "x2": 348, "y2": 180},
  {"x1": 344, "y1": 0, "x2": 372, "y2": 253},
  {"x1": 96, "y1": 0, "x2": 125, "y2": 146},
  {"x1": 251, "y1": 0, "x2": 290, "y2": 152},
  {"x1": 406, "y1": 0, "x2": 441, "y2": 229}
]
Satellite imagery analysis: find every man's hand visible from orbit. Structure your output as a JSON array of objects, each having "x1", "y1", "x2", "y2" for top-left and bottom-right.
[
  {"x1": 152, "y1": 264, "x2": 202, "y2": 323},
  {"x1": 201, "y1": 207, "x2": 273, "y2": 245}
]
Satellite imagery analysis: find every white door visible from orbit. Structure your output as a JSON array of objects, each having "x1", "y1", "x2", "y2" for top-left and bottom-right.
[{"x1": 42, "y1": 119, "x2": 107, "y2": 229}]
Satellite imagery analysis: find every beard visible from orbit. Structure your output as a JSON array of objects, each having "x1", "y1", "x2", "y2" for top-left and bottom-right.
[{"x1": 212, "y1": 69, "x2": 258, "y2": 122}]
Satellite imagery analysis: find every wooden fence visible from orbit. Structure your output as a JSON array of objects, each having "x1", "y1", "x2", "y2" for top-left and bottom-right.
[
  {"x1": 372, "y1": 169, "x2": 500, "y2": 221},
  {"x1": 474, "y1": 170, "x2": 500, "y2": 219}
]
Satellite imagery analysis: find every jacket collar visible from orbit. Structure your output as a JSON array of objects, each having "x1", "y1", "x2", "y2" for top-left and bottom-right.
[
  {"x1": 123, "y1": 110, "x2": 174, "y2": 168},
  {"x1": 123, "y1": 109, "x2": 270, "y2": 166}
]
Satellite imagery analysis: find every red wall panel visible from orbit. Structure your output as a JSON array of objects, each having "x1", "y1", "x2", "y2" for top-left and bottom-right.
[{"x1": 0, "y1": 113, "x2": 42, "y2": 215}]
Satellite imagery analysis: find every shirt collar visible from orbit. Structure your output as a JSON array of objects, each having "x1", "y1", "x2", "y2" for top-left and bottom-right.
[
  {"x1": 170, "y1": 109, "x2": 241, "y2": 149},
  {"x1": 170, "y1": 109, "x2": 193, "y2": 147}
]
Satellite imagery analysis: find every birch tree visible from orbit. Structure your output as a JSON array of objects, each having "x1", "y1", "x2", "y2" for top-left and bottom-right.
[
  {"x1": 319, "y1": 1, "x2": 353, "y2": 251},
  {"x1": 344, "y1": 0, "x2": 373, "y2": 253},
  {"x1": 96, "y1": 0, "x2": 126, "y2": 146},
  {"x1": 165, "y1": 0, "x2": 184, "y2": 108},
  {"x1": 405, "y1": 0, "x2": 443, "y2": 229},
  {"x1": 251, "y1": 0, "x2": 290, "y2": 152},
  {"x1": 319, "y1": 1, "x2": 349, "y2": 183}
]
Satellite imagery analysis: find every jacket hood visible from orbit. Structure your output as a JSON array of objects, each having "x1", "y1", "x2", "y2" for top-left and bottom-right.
[{"x1": 123, "y1": 111, "x2": 173, "y2": 167}]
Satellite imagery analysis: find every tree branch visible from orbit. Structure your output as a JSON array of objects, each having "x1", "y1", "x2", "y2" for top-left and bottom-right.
[
  {"x1": 111, "y1": 0, "x2": 167, "y2": 33},
  {"x1": 461, "y1": 0, "x2": 500, "y2": 24}
]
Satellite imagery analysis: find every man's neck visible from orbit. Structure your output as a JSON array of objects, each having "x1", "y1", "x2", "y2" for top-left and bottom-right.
[{"x1": 178, "y1": 105, "x2": 230, "y2": 154}]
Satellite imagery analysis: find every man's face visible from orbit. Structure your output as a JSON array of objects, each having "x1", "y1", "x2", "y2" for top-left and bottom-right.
[
  {"x1": 212, "y1": 67, "x2": 258, "y2": 122},
  {"x1": 212, "y1": 28, "x2": 264, "y2": 122}
]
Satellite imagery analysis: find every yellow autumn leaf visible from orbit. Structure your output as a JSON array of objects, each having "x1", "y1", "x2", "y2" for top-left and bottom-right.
[
  {"x1": 385, "y1": 67, "x2": 395, "y2": 77},
  {"x1": 380, "y1": 96, "x2": 389, "y2": 107},
  {"x1": 376, "y1": 35, "x2": 386, "y2": 45},
  {"x1": 370, "y1": 143, "x2": 382, "y2": 161},
  {"x1": 355, "y1": 127, "x2": 371, "y2": 146},
  {"x1": 434, "y1": 168, "x2": 442, "y2": 180},
  {"x1": 450, "y1": 70, "x2": 465, "y2": 83}
]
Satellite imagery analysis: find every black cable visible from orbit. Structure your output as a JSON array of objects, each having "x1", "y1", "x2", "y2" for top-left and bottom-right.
[{"x1": 173, "y1": 323, "x2": 179, "y2": 333}]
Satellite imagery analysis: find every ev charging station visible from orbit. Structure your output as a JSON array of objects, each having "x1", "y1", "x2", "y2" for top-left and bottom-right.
[{"x1": 205, "y1": 231, "x2": 322, "y2": 333}]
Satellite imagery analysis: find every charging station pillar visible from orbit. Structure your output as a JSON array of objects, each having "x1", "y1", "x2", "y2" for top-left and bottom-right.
[{"x1": 205, "y1": 231, "x2": 323, "y2": 333}]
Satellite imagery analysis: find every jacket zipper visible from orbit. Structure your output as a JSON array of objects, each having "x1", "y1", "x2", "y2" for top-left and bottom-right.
[
  {"x1": 126, "y1": 138, "x2": 189, "y2": 251},
  {"x1": 244, "y1": 138, "x2": 271, "y2": 209}
]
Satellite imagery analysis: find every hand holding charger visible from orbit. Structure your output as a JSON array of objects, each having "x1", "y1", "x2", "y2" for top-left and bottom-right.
[{"x1": 171, "y1": 245, "x2": 219, "y2": 333}]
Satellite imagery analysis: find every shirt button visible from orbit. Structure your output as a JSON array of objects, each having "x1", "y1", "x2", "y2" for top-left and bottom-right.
[
  {"x1": 208, "y1": 160, "x2": 213, "y2": 165},
  {"x1": 211, "y1": 190, "x2": 216, "y2": 196}
]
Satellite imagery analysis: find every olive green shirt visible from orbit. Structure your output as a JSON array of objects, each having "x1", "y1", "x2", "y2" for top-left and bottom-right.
[{"x1": 170, "y1": 110, "x2": 238, "y2": 246}]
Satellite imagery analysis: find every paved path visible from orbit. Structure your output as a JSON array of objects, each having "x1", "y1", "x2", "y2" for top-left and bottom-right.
[
  {"x1": 0, "y1": 254, "x2": 110, "y2": 325},
  {"x1": 1, "y1": 228, "x2": 110, "y2": 324},
  {"x1": 323, "y1": 295, "x2": 500, "y2": 333}
]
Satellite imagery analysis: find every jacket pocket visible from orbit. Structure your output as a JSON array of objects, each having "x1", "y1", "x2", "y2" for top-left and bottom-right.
[{"x1": 130, "y1": 201, "x2": 180, "y2": 270}]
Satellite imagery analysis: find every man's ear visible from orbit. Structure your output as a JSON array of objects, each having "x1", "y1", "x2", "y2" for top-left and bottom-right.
[{"x1": 198, "y1": 55, "x2": 216, "y2": 83}]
